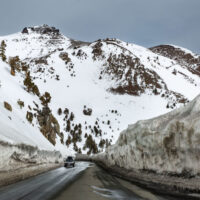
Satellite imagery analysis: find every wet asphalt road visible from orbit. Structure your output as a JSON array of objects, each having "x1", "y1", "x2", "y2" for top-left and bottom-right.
[
  {"x1": 53, "y1": 162, "x2": 164, "y2": 200},
  {"x1": 0, "y1": 162, "x2": 176, "y2": 200},
  {"x1": 0, "y1": 162, "x2": 90, "y2": 200}
]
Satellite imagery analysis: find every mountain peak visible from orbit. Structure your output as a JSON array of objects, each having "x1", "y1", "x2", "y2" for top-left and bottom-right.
[{"x1": 21, "y1": 24, "x2": 60, "y2": 36}]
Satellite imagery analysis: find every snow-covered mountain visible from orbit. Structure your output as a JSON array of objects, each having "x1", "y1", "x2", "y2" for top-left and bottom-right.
[{"x1": 0, "y1": 24, "x2": 200, "y2": 156}]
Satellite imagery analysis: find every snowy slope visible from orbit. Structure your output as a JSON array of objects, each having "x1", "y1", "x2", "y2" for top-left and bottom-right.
[
  {"x1": 0, "y1": 59, "x2": 52, "y2": 149},
  {"x1": 0, "y1": 58, "x2": 69, "y2": 155},
  {"x1": 0, "y1": 25, "x2": 200, "y2": 156}
]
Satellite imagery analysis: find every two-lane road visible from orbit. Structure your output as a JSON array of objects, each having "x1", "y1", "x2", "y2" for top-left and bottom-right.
[{"x1": 0, "y1": 162, "x2": 182, "y2": 200}]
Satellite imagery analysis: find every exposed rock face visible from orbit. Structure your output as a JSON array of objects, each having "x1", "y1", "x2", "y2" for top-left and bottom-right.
[
  {"x1": 98, "y1": 94, "x2": 200, "y2": 176},
  {"x1": 22, "y1": 27, "x2": 29, "y2": 34},
  {"x1": 37, "y1": 106, "x2": 61, "y2": 146},
  {"x1": 150, "y1": 45, "x2": 200, "y2": 76},
  {"x1": 22, "y1": 25, "x2": 60, "y2": 36}
]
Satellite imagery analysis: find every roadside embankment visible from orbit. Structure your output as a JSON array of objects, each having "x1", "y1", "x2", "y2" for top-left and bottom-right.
[
  {"x1": 75, "y1": 153, "x2": 200, "y2": 198},
  {"x1": 0, "y1": 141, "x2": 62, "y2": 187},
  {"x1": 93, "y1": 155, "x2": 200, "y2": 199},
  {"x1": 90, "y1": 95, "x2": 200, "y2": 199}
]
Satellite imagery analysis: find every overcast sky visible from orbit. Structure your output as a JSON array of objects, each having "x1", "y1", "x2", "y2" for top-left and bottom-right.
[{"x1": 0, "y1": 0, "x2": 199, "y2": 53}]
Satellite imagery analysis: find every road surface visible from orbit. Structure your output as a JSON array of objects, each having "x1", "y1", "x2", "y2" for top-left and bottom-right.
[
  {"x1": 0, "y1": 162, "x2": 184, "y2": 200},
  {"x1": 0, "y1": 162, "x2": 90, "y2": 200},
  {"x1": 53, "y1": 162, "x2": 165, "y2": 200}
]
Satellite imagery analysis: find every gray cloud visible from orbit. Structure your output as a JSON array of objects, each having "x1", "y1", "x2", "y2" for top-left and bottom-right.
[{"x1": 0, "y1": 0, "x2": 199, "y2": 53}]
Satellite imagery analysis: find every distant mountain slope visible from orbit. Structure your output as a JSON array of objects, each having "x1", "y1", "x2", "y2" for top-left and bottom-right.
[
  {"x1": 150, "y1": 44, "x2": 200, "y2": 76},
  {"x1": 0, "y1": 25, "x2": 200, "y2": 155}
]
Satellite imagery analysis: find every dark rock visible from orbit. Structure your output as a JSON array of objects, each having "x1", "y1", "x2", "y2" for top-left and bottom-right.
[
  {"x1": 34, "y1": 24, "x2": 60, "y2": 35},
  {"x1": 22, "y1": 27, "x2": 29, "y2": 34},
  {"x1": 21, "y1": 24, "x2": 60, "y2": 36}
]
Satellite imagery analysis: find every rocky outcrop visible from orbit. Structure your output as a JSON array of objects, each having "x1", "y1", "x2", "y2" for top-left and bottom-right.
[
  {"x1": 22, "y1": 25, "x2": 60, "y2": 36},
  {"x1": 21, "y1": 27, "x2": 29, "y2": 34},
  {"x1": 97, "y1": 94, "x2": 200, "y2": 176}
]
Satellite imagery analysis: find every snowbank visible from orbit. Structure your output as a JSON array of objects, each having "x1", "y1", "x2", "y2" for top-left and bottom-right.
[
  {"x1": 0, "y1": 140, "x2": 62, "y2": 187},
  {"x1": 95, "y1": 94, "x2": 200, "y2": 176},
  {"x1": 0, "y1": 141, "x2": 62, "y2": 172}
]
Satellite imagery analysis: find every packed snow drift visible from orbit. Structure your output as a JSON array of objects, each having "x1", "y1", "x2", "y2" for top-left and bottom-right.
[{"x1": 96, "y1": 94, "x2": 200, "y2": 176}]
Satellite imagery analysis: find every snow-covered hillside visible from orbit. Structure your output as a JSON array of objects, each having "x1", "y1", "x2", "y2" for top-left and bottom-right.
[
  {"x1": 0, "y1": 24, "x2": 200, "y2": 156},
  {"x1": 150, "y1": 44, "x2": 200, "y2": 75}
]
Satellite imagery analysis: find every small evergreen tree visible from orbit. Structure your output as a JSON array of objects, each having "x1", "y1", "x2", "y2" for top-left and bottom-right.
[
  {"x1": 24, "y1": 71, "x2": 40, "y2": 96},
  {"x1": 17, "y1": 99, "x2": 25, "y2": 109},
  {"x1": 26, "y1": 111, "x2": 33, "y2": 123},
  {"x1": 69, "y1": 112, "x2": 75, "y2": 121},
  {"x1": 84, "y1": 135, "x2": 98, "y2": 154},
  {"x1": 40, "y1": 92, "x2": 51, "y2": 106},
  {"x1": 9, "y1": 56, "x2": 21, "y2": 73},
  {"x1": 66, "y1": 135, "x2": 72, "y2": 147},
  {"x1": 99, "y1": 139, "x2": 105, "y2": 148},
  {"x1": 24, "y1": 71, "x2": 33, "y2": 91},
  {"x1": 0, "y1": 40, "x2": 6, "y2": 62},
  {"x1": 57, "y1": 108, "x2": 62, "y2": 115}
]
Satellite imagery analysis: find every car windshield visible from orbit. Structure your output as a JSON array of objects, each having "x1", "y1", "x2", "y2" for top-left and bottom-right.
[{"x1": 66, "y1": 157, "x2": 73, "y2": 162}]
